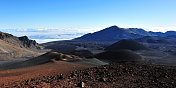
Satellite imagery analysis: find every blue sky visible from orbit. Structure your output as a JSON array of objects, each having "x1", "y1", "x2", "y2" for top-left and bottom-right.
[{"x1": 0, "y1": 0, "x2": 176, "y2": 32}]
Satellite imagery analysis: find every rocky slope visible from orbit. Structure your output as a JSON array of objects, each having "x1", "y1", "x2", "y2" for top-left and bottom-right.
[
  {"x1": 0, "y1": 32, "x2": 42, "y2": 49},
  {"x1": 0, "y1": 61, "x2": 91, "y2": 87},
  {"x1": 135, "y1": 36, "x2": 170, "y2": 44},
  {"x1": 1, "y1": 52, "x2": 83, "y2": 70},
  {"x1": 42, "y1": 26, "x2": 176, "y2": 55},
  {"x1": 74, "y1": 26, "x2": 176, "y2": 42},
  {"x1": 0, "y1": 32, "x2": 43, "y2": 59},
  {"x1": 73, "y1": 25, "x2": 176, "y2": 45},
  {"x1": 1, "y1": 62, "x2": 176, "y2": 88},
  {"x1": 74, "y1": 26, "x2": 143, "y2": 42}
]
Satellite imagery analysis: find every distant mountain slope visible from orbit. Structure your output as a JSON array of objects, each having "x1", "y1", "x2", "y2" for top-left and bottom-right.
[
  {"x1": 0, "y1": 32, "x2": 43, "y2": 59},
  {"x1": 43, "y1": 25, "x2": 176, "y2": 53},
  {"x1": 74, "y1": 26, "x2": 143, "y2": 42},
  {"x1": 128, "y1": 28, "x2": 153, "y2": 36},
  {"x1": 165, "y1": 31, "x2": 176, "y2": 36},
  {"x1": 164, "y1": 35, "x2": 176, "y2": 43},
  {"x1": 135, "y1": 36, "x2": 170, "y2": 44},
  {"x1": 74, "y1": 25, "x2": 176, "y2": 43}
]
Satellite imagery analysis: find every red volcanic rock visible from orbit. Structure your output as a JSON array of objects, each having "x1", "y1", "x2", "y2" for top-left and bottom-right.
[{"x1": 1, "y1": 62, "x2": 176, "y2": 88}]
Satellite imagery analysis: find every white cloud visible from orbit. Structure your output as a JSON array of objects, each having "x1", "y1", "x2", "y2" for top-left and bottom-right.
[
  {"x1": 34, "y1": 39, "x2": 71, "y2": 44},
  {"x1": 1, "y1": 26, "x2": 176, "y2": 37},
  {"x1": 1, "y1": 26, "x2": 176, "y2": 43}
]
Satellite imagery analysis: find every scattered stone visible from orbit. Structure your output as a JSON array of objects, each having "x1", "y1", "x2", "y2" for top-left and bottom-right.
[
  {"x1": 1, "y1": 62, "x2": 176, "y2": 88},
  {"x1": 77, "y1": 82, "x2": 85, "y2": 88}
]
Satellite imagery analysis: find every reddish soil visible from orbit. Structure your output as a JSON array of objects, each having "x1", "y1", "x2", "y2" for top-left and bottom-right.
[
  {"x1": 0, "y1": 61, "x2": 92, "y2": 87},
  {"x1": 1, "y1": 62, "x2": 176, "y2": 88}
]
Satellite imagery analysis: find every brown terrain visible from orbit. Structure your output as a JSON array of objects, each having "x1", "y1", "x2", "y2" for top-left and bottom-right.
[
  {"x1": 2, "y1": 52, "x2": 84, "y2": 70},
  {"x1": 0, "y1": 39, "x2": 40, "y2": 59},
  {"x1": 0, "y1": 31, "x2": 176, "y2": 88},
  {"x1": 0, "y1": 61, "x2": 92, "y2": 87},
  {"x1": 0, "y1": 62, "x2": 176, "y2": 88},
  {"x1": 0, "y1": 32, "x2": 43, "y2": 60}
]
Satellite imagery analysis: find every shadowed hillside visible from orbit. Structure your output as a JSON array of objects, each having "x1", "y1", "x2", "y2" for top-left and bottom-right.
[
  {"x1": 106, "y1": 39, "x2": 149, "y2": 51},
  {"x1": 2, "y1": 52, "x2": 83, "y2": 70},
  {"x1": 95, "y1": 50, "x2": 143, "y2": 62}
]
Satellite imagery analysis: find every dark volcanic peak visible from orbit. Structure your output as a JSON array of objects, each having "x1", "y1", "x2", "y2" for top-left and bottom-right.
[
  {"x1": 95, "y1": 49, "x2": 142, "y2": 62},
  {"x1": 99, "y1": 25, "x2": 123, "y2": 32},
  {"x1": 74, "y1": 25, "x2": 176, "y2": 44},
  {"x1": 106, "y1": 39, "x2": 149, "y2": 51},
  {"x1": 103, "y1": 25, "x2": 120, "y2": 30},
  {"x1": 75, "y1": 25, "x2": 142, "y2": 42}
]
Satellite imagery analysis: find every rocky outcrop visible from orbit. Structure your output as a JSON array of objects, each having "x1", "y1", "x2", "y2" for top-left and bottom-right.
[
  {"x1": 19, "y1": 36, "x2": 42, "y2": 49},
  {"x1": 0, "y1": 32, "x2": 42, "y2": 49},
  {"x1": 0, "y1": 32, "x2": 13, "y2": 39},
  {"x1": 0, "y1": 32, "x2": 43, "y2": 59}
]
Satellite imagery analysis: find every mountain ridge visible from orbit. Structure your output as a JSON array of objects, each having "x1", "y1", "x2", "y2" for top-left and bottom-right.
[
  {"x1": 74, "y1": 26, "x2": 143, "y2": 42},
  {"x1": 0, "y1": 32, "x2": 42, "y2": 49},
  {"x1": 0, "y1": 31, "x2": 43, "y2": 59},
  {"x1": 74, "y1": 25, "x2": 176, "y2": 43}
]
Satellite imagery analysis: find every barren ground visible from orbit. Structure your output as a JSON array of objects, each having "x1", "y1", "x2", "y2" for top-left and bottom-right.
[
  {"x1": 1, "y1": 62, "x2": 176, "y2": 88},
  {"x1": 0, "y1": 61, "x2": 92, "y2": 87}
]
